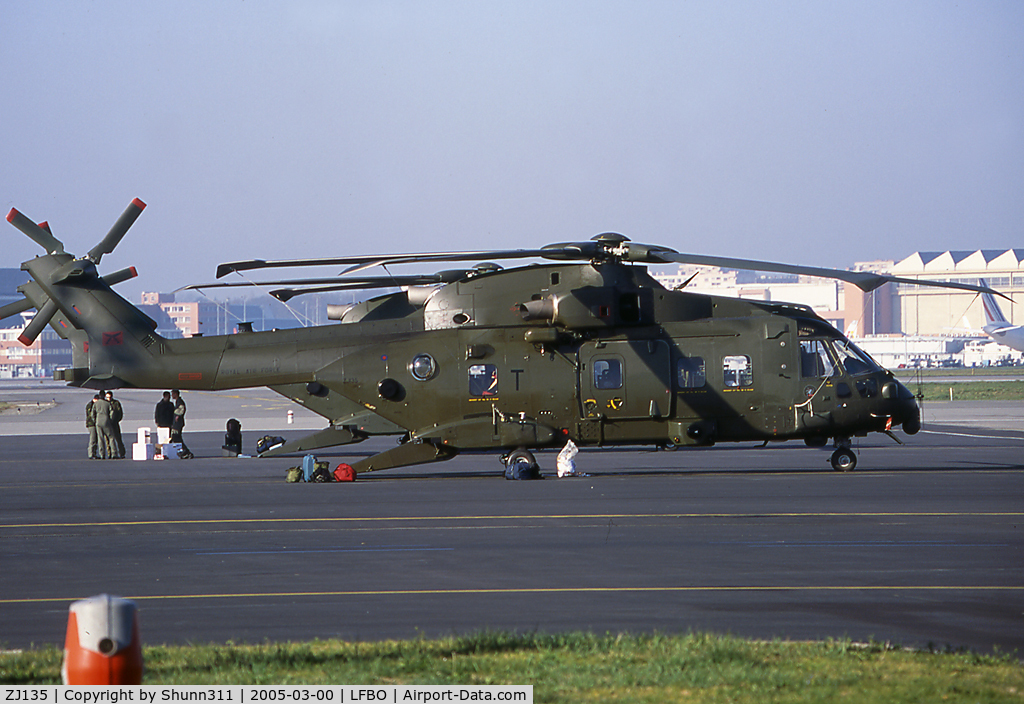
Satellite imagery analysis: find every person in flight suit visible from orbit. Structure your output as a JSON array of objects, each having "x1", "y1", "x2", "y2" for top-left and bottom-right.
[
  {"x1": 170, "y1": 388, "x2": 193, "y2": 459},
  {"x1": 105, "y1": 391, "x2": 125, "y2": 459},
  {"x1": 92, "y1": 393, "x2": 115, "y2": 459},
  {"x1": 86, "y1": 393, "x2": 102, "y2": 459}
]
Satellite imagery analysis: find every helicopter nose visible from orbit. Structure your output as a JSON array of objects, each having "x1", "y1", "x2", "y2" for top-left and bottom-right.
[{"x1": 883, "y1": 379, "x2": 921, "y2": 435}]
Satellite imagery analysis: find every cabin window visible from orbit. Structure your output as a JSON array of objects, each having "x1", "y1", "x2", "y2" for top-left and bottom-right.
[
  {"x1": 593, "y1": 358, "x2": 623, "y2": 390},
  {"x1": 723, "y1": 355, "x2": 753, "y2": 387},
  {"x1": 676, "y1": 356, "x2": 706, "y2": 388},
  {"x1": 469, "y1": 364, "x2": 498, "y2": 397},
  {"x1": 800, "y1": 340, "x2": 836, "y2": 378}
]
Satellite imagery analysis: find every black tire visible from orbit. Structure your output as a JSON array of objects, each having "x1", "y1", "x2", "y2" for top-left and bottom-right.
[{"x1": 830, "y1": 447, "x2": 857, "y2": 471}]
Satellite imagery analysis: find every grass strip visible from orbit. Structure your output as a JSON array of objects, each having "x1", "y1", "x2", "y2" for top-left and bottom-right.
[
  {"x1": 898, "y1": 367, "x2": 1024, "y2": 379},
  {"x1": 2, "y1": 632, "x2": 1021, "y2": 702},
  {"x1": 916, "y1": 380, "x2": 1024, "y2": 401}
]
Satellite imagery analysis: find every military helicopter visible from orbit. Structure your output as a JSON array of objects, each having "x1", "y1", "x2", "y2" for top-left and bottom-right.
[{"x1": 4, "y1": 198, "x2": 1004, "y2": 475}]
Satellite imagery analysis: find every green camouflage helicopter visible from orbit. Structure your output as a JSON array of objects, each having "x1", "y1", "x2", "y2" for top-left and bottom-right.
[{"x1": 4, "y1": 198, "x2": 1002, "y2": 475}]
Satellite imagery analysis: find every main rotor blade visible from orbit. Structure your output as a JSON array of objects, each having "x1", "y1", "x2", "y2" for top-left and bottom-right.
[
  {"x1": 216, "y1": 253, "x2": 484, "y2": 278},
  {"x1": 269, "y1": 278, "x2": 462, "y2": 301},
  {"x1": 87, "y1": 198, "x2": 146, "y2": 263},
  {"x1": 215, "y1": 247, "x2": 581, "y2": 279},
  {"x1": 6, "y1": 208, "x2": 64, "y2": 254},
  {"x1": 649, "y1": 251, "x2": 1007, "y2": 297},
  {"x1": 335, "y1": 249, "x2": 568, "y2": 275},
  {"x1": 182, "y1": 273, "x2": 455, "y2": 293}
]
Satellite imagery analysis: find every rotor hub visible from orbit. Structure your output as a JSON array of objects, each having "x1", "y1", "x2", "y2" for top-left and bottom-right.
[{"x1": 591, "y1": 232, "x2": 629, "y2": 244}]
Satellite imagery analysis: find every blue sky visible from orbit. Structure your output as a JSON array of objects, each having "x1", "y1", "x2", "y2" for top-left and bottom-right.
[{"x1": 3, "y1": 1, "x2": 1022, "y2": 299}]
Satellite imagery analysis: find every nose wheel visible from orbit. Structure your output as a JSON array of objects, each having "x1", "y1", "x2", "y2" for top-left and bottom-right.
[{"x1": 830, "y1": 446, "x2": 857, "y2": 471}]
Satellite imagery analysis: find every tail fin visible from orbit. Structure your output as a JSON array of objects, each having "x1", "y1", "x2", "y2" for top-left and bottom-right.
[
  {"x1": 6, "y1": 199, "x2": 165, "y2": 389},
  {"x1": 980, "y1": 278, "x2": 1010, "y2": 331}
]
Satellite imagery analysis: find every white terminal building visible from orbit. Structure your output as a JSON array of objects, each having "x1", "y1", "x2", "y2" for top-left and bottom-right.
[{"x1": 651, "y1": 249, "x2": 1024, "y2": 369}]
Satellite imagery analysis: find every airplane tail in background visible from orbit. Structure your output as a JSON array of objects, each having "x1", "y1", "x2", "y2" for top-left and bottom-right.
[
  {"x1": 980, "y1": 278, "x2": 1011, "y2": 332},
  {"x1": 4, "y1": 199, "x2": 168, "y2": 389}
]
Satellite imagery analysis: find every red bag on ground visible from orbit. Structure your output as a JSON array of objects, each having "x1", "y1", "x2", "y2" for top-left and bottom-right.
[{"x1": 333, "y1": 463, "x2": 355, "y2": 482}]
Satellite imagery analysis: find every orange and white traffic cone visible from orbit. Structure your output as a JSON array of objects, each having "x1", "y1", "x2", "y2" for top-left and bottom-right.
[{"x1": 61, "y1": 594, "x2": 143, "y2": 685}]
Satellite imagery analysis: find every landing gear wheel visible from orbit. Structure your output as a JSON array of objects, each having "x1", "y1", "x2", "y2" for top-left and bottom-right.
[
  {"x1": 504, "y1": 449, "x2": 541, "y2": 480},
  {"x1": 830, "y1": 447, "x2": 857, "y2": 472}
]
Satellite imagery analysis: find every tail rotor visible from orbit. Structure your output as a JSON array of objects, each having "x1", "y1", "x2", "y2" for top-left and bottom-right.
[{"x1": 2, "y1": 199, "x2": 146, "y2": 343}]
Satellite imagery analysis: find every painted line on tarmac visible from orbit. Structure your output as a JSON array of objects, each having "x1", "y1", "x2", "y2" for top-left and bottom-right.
[
  {"x1": 2, "y1": 511, "x2": 1023, "y2": 530},
  {"x1": 921, "y1": 428, "x2": 1024, "y2": 440},
  {"x1": 195, "y1": 545, "x2": 455, "y2": 556},
  {"x1": 2, "y1": 585, "x2": 1023, "y2": 605}
]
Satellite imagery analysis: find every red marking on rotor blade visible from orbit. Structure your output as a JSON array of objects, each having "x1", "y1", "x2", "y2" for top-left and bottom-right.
[
  {"x1": 38, "y1": 221, "x2": 51, "y2": 233},
  {"x1": 6, "y1": 208, "x2": 19, "y2": 223},
  {"x1": 132, "y1": 198, "x2": 146, "y2": 210},
  {"x1": 17, "y1": 334, "x2": 32, "y2": 346},
  {"x1": 128, "y1": 267, "x2": 138, "y2": 278}
]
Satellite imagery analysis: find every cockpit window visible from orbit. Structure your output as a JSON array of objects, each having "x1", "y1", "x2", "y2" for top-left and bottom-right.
[
  {"x1": 832, "y1": 339, "x2": 880, "y2": 376},
  {"x1": 469, "y1": 364, "x2": 498, "y2": 397},
  {"x1": 800, "y1": 340, "x2": 837, "y2": 378}
]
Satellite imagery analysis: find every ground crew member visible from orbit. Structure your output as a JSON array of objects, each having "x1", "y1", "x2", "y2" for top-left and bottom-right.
[
  {"x1": 86, "y1": 393, "x2": 102, "y2": 459},
  {"x1": 155, "y1": 390, "x2": 174, "y2": 442},
  {"x1": 92, "y1": 393, "x2": 115, "y2": 459},
  {"x1": 106, "y1": 391, "x2": 125, "y2": 459},
  {"x1": 170, "y1": 389, "x2": 193, "y2": 459}
]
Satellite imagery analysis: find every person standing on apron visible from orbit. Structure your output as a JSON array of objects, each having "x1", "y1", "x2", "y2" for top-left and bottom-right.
[
  {"x1": 92, "y1": 394, "x2": 115, "y2": 459},
  {"x1": 86, "y1": 393, "x2": 101, "y2": 459},
  {"x1": 155, "y1": 391, "x2": 174, "y2": 442},
  {"x1": 106, "y1": 391, "x2": 125, "y2": 459},
  {"x1": 170, "y1": 389, "x2": 194, "y2": 459}
]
